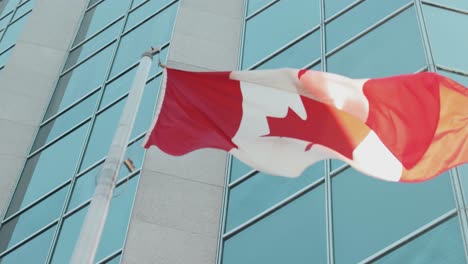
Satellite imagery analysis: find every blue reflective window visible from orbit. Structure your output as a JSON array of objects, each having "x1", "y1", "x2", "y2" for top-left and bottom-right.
[
  {"x1": 125, "y1": 0, "x2": 176, "y2": 31},
  {"x1": 130, "y1": 75, "x2": 162, "y2": 139},
  {"x1": 0, "y1": 12, "x2": 29, "y2": 52},
  {"x1": 256, "y1": 30, "x2": 321, "y2": 70},
  {"x1": 32, "y1": 92, "x2": 98, "y2": 152},
  {"x1": 326, "y1": 0, "x2": 410, "y2": 52},
  {"x1": 50, "y1": 206, "x2": 88, "y2": 264},
  {"x1": 0, "y1": 12, "x2": 12, "y2": 31},
  {"x1": 438, "y1": 70, "x2": 468, "y2": 86},
  {"x1": 65, "y1": 19, "x2": 123, "y2": 70},
  {"x1": 375, "y1": 217, "x2": 465, "y2": 264},
  {"x1": 80, "y1": 99, "x2": 125, "y2": 171},
  {"x1": 230, "y1": 157, "x2": 255, "y2": 183},
  {"x1": 226, "y1": 163, "x2": 324, "y2": 231},
  {"x1": 0, "y1": 45, "x2": 13, "y2": 67},
  {"x1": 100, "y1": 67, "x2": 137, "y2": 109},
  {"x1": 332, "y1": 168, "x2": 455, "y2": 263},
  {"x1": 45, "y1": 43, "x2": 115, "y2": 119},
  {"x1": 243, "y1": 0, "x2": 320, "y2": 69},
  {"x1": 425, "y1": 0, "x2": 468, "y2": 11},
  {"x1": 0, "y1": 186, "x2": 67, "y2": 252},
  {"x1": 12, "y1": 0, "x2": 33, "y2": 20},
  {"x1": 6, "y1": 123, "x2": 89, "y2": 217},
  {"x1": 100, "y1": 254, "x2": 121, "y2": 264},
  {"x1": 424, "y1": 5, "x2": 468, "y2": 71},
  {"x1": 0, "y1": 0, "x2": 20, "y2": 17},
  {"x1": 246, "y1": 0, "x2": 275, "y2": 16},
  {"x1": 324, "y1": 0, "x2": 357, "y2": 18},
  {"x1": 110, "y1": 3, "x2": 177, "y2": 78},
  {"x1": 327, "y1": 7, "x2": 426, "y2": 78},
  {"x1": 73, "y1": 0, "x2": 131, "y2": 44},
  {"x1": 118, "y1": 138, "x2": 145, "y2": 181},
  {"x1": 0, "y1": 225, "x2": 56, "y2": 264},
  {"x1": 458, "y1": 164, "x2": 468, "y2": 204},
  {"x1": 331, "y1": 160, "x2": 345, "y2": 171},
  {"x1": 223, "y1": 186, "x2": 326, "y2": 264}
]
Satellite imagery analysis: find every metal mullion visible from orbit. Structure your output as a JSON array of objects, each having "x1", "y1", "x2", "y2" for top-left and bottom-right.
[
  {"x1": 4, "y1": 8, "x2": 30, "y2": 26},
  {"x1": 86, "y1": 0, "x2": 105, "y2": 12},
  {"x1": 0, "y1": 43, "x2": 14, "y2": 57},
  {"x1": 324, "y1": 0, "x2": 365, "y2": 25},
  {"x1": 216, "y1": 154, "x2": 233, "y2": 264},
  {"x1": 303, "y1": 58, "x2": 322, "y2": 70},
  {"x1": 249, "y1": 25, "x2": 321, "y2": 70},
  {"x1": 96, "y1": 249, "x2": 121, "y2": 264},
  {"x1": 414, "y1": 0, "x2": 436, "y2": 71},
  {"x1": 1, "y1": 180, "x2": 70, "y2": 224},
  {"x1": 44, "y1": 0, "x2": 135, "y2": 262},
  {"x1": 228, "y1": 170, "x2": 257, "y2": 188},
  {"x1": 0, "y1": 218, "x2": 59, "y2": 258},
  {"x1": 60, "y1": 38, "x2": 117, "y2": 77},
  {"x1": 223, "y1": 177, "x2": 325, "y2": 240},
  {"x1": 325, "y1": 2, "x2": 413, "y2": 58},
  {"x1": 128, "y1": 0, "x2": 149, "y2": 12},
  {"x1": 436, "y1": 65, "x2": 468, "y2": 76},
  {"x1": 0, "y1": 0, "x2": 20, "y2": 43},
  {"x1": 245, "y1": 0, "x2": 279, "y2": 21},
  {"x1": 28, "y1": 117, "x2": 92, "y2": 158},
  {"x1": 70, "y1": 15, "x2": 124, "y2": 52},
  {"x1": 0, "y1": 10, "x2": 14, "y2": 22},
  {"x1": 421, "y1": 1, "x2": 468, "y2": 15},
  {"x1": 122, "y1": 0, "x2": 178, "y2": 35},
  {"x1": 330, "y1": 164, "x2": 349, "y2": 177},
  {"x1": 359, "y1": 209, "x2": 457, "y2": 263}
]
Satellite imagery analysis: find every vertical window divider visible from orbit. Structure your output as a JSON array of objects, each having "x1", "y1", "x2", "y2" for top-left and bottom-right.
[
  {"x1": 414, "y1": 0, "x2": 468, "y2": 261},
  {"x1": 44, "y1": 0, "x2": 136, "y2": 262}
]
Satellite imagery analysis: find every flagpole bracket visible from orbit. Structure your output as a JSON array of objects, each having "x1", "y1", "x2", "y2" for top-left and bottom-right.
[{"x1": 142, "y1": 46, "x2": 160, "y2": 58}]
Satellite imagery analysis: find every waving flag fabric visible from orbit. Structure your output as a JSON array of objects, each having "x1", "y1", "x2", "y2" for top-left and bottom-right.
[{"x1": 144, "y1": 68, "x2": 468, "y2": 183}]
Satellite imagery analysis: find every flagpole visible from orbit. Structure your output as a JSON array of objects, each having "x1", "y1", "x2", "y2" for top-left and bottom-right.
[{"x1": 70, "y1": 47, "x2": 160, "y2": 264}]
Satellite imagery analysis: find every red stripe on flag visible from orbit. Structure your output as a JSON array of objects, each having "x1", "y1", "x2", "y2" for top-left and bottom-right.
[{"x1": 144, "y1": 68, "x2": 243, "y2": 155}]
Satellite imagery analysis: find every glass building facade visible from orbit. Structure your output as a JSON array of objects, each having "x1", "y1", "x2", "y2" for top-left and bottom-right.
[
  {"x1": 0, "y1": 0, "x2": 178, "y2": 263},
  {"x1": 220, "y1": 0, "x2": 468, "y2": 263},
  {"x1": 0, "y1": 0, "x2": 467, "y2": 263}
]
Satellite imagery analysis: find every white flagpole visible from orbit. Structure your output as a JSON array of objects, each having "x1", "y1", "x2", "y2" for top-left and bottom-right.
[{"x1": 70, "y1": 47, "x2": 160, "y2": 264}]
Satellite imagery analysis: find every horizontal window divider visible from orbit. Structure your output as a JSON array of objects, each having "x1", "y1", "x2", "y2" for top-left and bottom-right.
[
  {"x1": 129, "y1": 0, "x2": 150, "y2": 13},
  {"x1": 304, "y1": 57, "x2": 322, "y2": 70},
  {"x1": 122, "y1": 0, "x2": 178, "y2": 35},
  {"x1": 129, "y1": 132, "x2": 146, "y2": 145},
  {"x1": 437, "y1": 65, "x2": 468, "y2": 76},
  {"x1": 228, "y1": 170, "x2": 258, "y2": 189},
  {"x1": 325, "y1": 2, "x2": 413, "y2": 59},
  {"x1": 7, "y1": 8, "x2": 31, "y2": 25},
  {"x1": 223, "y1": 176, "x2": 325, "y2": 240},
  {"x1": 0, "y1": 10, "x2": 14, "y2": 21},
  {"x1": 325, "y1": 0, "x2": 365, "y2": 25},
  {"x1": 70, "y1": 15, "x2": 124, "y2": 52},
  {"x1": 330, "y1": 163, "x2": 350, "y2": 176},
  {"x1": 359, "y1": 209, "x2": 458, "y2": 264},
  {"x1": 96, "y1": 249, "x2": 122, "y2": 264},
  {"x1": 0, "y1": 218, "x2": 59, "y2": 259},
  {"x1": 96, "y1": 91, "x2": 128, "y2": 114},
  {"x1": 116, "y1": 169, "x2": 140, "y2": 188},
  {"x1": 246, "y1": 0, "x2": 280, "y2": 21},
  {"x1": 86, "y1": 0, "x2": 106, "y2": 12},
  {"x1": 60, "y1": 38, "x2": 117, "y2": 77},
  {"x1": 2, "y1": 180, "x2": 71, "y2": 225},
  {"x1": 248, "y1": 25, "x2": 320, "y2": 70},
  {"x1": 421, "y1": 1, "x2": 468, "y2": 15},
  {"x1": 0, "y1": 43, "x2": 14, "y2": 56},
  {"x1": 63, "y1": 199, "x2": 91, "y2": 219}
]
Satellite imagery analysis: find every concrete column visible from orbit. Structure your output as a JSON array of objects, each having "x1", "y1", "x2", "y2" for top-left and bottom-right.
[
  {"x1": 122, "y1": 0, "x2": 244, "y2": 263},
  {"x1": 0, "y1": 0, "x2": 88, "y2": 216}
]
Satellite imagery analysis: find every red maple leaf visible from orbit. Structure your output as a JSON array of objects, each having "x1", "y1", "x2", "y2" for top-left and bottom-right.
[{"x1": 264, "y1": 96, "x2": 367, "y2": 159}]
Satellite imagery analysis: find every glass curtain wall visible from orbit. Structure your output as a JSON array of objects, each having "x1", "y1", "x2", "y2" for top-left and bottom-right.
[
  {"x1": 0, "y1": 0, "x2": 36, "y2": 74},
  {"x1": 0, "y1": 0, "x2": 179, "y2": 263},
  {"x1": 220, "y1": 0, "x2": 468, "y2": 263}
]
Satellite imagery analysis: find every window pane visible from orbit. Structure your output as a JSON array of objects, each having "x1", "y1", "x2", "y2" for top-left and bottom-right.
[
  {"x1": 375, "y1": 217, "x2": 465, "y2": 264},
  {"x1": 424, "y1": 5, "x2": 468, "y2": 71},
  {"x1": 0, "y1": 45, "x2": 13, "y2": 67},
  {"x1": 226, "y1": 163, "x2": 324, "y2": 231},
  {"x1": 332, "y1": 168, "x2": 455, "y2": 263},
  {"x1": 256, "y1": 30, "x2": 321, "y2": 70},
  {"x1": 73, "y1": 0, "x2": 131, "y2": 44},
  {"x1": 32, "y1": 92, "x2": 98, "y2": 152},
  {"x1": 130, "y1": 75, "x2": 162, "y2": 139},
  {"x1": 0, "y1": 13, "x2": 13, "y2": 31},
  {"x1": 331, "y1": 159, "x2": 345, "y2": 171},
  {"x1": 12, "y1": 0, "x2": 34, "y2": 20},
  {"x1": 125, "y1": 0, "x2": 176, "y2": 31},
  {"x1": 0, "y1": 12, "x2": 28, "y2": 52},
  {"x1": 243, "y1": 0, "x2": 320, "y2": 69},
  {"x1": 45, "y1": 43, "x2": 115, "y2": 119},
  {"x1": 230, "y1": 157, "x2": 254, "y2": 183},
  {"x1": 326, "y1": 0, "x2": 410, "y2": 52},
  {"x1": 65, "y1": 19, "x2": 123, "y2": 70},
  {"x1": 246, "y1": 0, "x2": 274, "y2": 16},
  {"x1": 327, "y1": 7, "x2": 426, "y2": 78},
  {"x1": 0, "y1": 225, "x2": 56, "y2": 264},
  {"x1": 50, "y1": 206, "x2": 88, "y2": 264},
  {"x1": 0, "y1": 0, "x2": 20, "y2": 17},
  {"x1": 0, "y1": 186, "x2": 67, "y2": 252},
  {"x1": 80, "y1": 99, "x2": 125, "y2": 171},
  {"x1": 100, "y1": 67, "x2": 137, "y2": 109},
  {"x1": 117, "y1": 138, "x2": 144, "y2": 181},
  {"x1": 6, "y1": 123, "x2": 89, "y2": 217},
  {"x1": 458, "y1": 164, "x2": 468, "y2": 204},
  {"x1": 110, "y1": 3, "x2": 177, "y2": 77},
  {"x1": 223, "y1": 186, "x2": 326, "y2": 264},
  {"x1": 324, "y1": 0, "x2": 357, "y2": 18},
  {"x1": 438, "y1": 70, "x2": 468, "y2": 86}
]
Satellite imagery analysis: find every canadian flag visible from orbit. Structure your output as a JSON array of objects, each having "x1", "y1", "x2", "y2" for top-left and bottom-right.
[{"x1": 144, "y1": 68, "x2": 468, "y2": 183}]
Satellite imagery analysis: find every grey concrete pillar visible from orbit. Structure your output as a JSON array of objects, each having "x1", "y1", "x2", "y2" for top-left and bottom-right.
[
  {"x1": 121, "y1": 0, "x2": 245, "y2": 263},
  {"x1": 0, "y1": 0, "x2": 88, "y2": 216}
]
